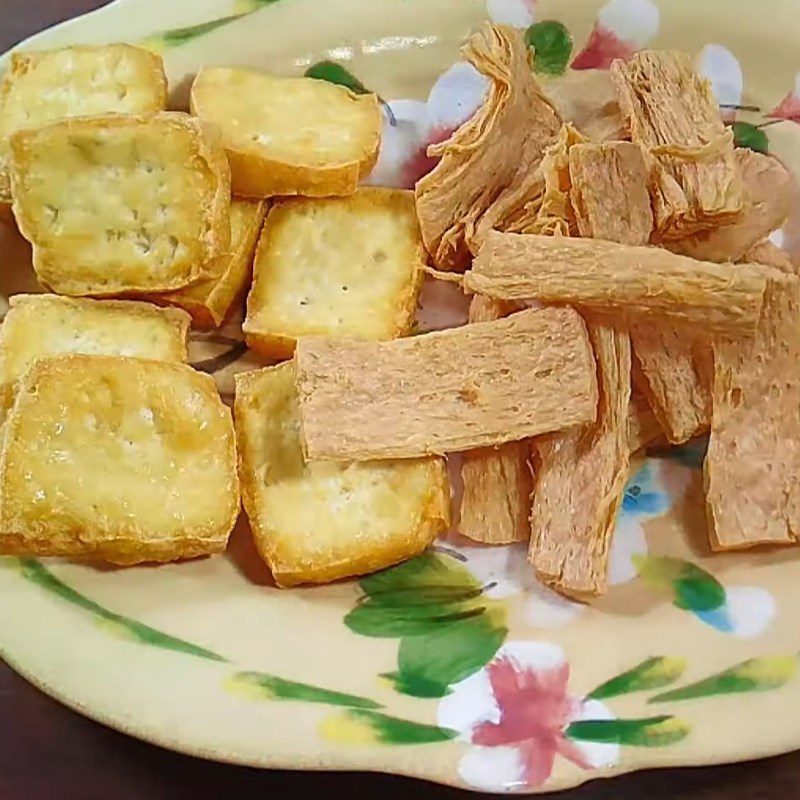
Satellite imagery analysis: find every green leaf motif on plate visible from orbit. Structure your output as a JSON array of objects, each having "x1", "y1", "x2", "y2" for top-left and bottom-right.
[
  {"x1": 731, "y1": 121, "x2": 769, "y2": 154},
  {"x1": 384, "y1": 612, "x2": 508, "y2": 698},
  {"x1": 567, "y1": 716, "x2": 690, "y2": 747},
  {"x1": 346, "y1": 552, "x2": 508, "y2": 698},
  {"x1": 587, "y1": 656, "x2": 687, "y2": 700},
  {"x1": 226, "y1": 671, "x2": 381, "y2": 709},
  {"x1": 320, "y1": 709, "x2": 458, "y2": 745},
  {"x1": 649, "y1": 655, "x2": 797, "y2": 703},
  {"x1": 305, "y1": 61, "x2": 370, "y2": 95},
  {"x1": 16, "y1": 558, "x2": 226, "y2": 662},
  {"x1": 153, "y1": 14, "x2": 247, "y2": 48},
  {"x1": 525, "y1": 21, "x2": 573, "y2": 75},
  {"x1": 633, "y1": 555, "x2": 726, "y2": 613}
]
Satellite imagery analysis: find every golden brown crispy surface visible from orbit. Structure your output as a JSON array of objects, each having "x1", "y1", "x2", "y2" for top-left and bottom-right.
[
  {"x1": 190, "y1": 67, "x2": 380, "y2": 199},
  {"x1": 568, "y1": 141, "x2": 654, "y2": 245},
  {"x1": 415, "y1": 23, "x2": 562, "y2": 270},
  {"x1": 9, "y1": 112, "x2": 231, "y2": 296},
  {"x1": 741, "y1": 240, "x2": 796, "y2": 275},
  {"x1": 234, "y1": 363, "x2": 449, "y2": 587},
  {"x1": 295, "y1": 307, "x2": 598, "y2": 460},
  {"x1": 0, "y1": 45, "x2": 167, "y2": 204},
  {"x1": 542, "y1": 69, "x2": 627, "y2": 143},
  {"x1": 705, "y1": 276, "x2": 800, "y2": 549},
  {"x1": 243, "y1": 188, "x2": 424, "y2": 358},
  {"x1": 0, "y1": 354, "x2": 239, "y2": 564},
  {"x1": 611, "y1": 50, "x2": 742, "y2": 238},
  {"x1": 0, "y1": 294, "x2": 190, "y2": 384},
  {"x1": 459, "y1": 295, "x2": 531, "y2": 544},
  {"x1": 529, "y1": 322, "x2": 631, "y2": 600},
  {"x1": 155, "y1": 199, "x2": 267, "y2": 328},
  {"x1": 668, "y1": 150, "x2": 792, "y2": 262},
  {"x1": 630, "y1": 326, "x2": 711, "y2": 444},
  {"x1": 467, "y1": 232, "x2": 767, "y2": 336}
]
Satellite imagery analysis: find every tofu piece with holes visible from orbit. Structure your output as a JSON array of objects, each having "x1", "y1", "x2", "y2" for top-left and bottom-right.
[
  {"x1": 9, "y1": 112, "x2": 230, "y2": 296},
  {"x1": 190, "y1": 67, "x2": 381, "y2": 199},
  {"x1": 0, "y1": 44, "x2": 167, "y2": 205},
  {"x1": 0, "y1": 355, "x2": 239, "y2": 564},
  {"x1": 154, "y1": 199, "x2": 267, "y2": 328},
  {"x1": 234, "y1": 363, "x2": 449, "y2": 587},
  {"x1": 243, "y1": 189, "x2": 424, "y2": 357},
  {"x1": 0, "y1": 294, "x2": 190, "y2": 384}
]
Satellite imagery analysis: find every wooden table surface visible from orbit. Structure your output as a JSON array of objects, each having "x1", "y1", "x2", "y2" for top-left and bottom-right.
[{"x1": 1, "y1": 3, "x2": 798, "y2": 798}]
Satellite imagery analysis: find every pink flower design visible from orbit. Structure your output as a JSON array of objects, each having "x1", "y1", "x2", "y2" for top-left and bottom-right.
[
  {"x1": 768, "y1": 73, "x2": 800, "y2": 123},
  {"x1": 438, "y1": 642, "x2": 618, "y2": 792},
  {"x1": 572, "y1": 0, "x2": 659, "y2": 71}
]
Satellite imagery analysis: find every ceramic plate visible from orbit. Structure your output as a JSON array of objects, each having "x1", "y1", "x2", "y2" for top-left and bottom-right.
[{"x1": 2, "y1": 0, "x2": 800, "y2": 793}]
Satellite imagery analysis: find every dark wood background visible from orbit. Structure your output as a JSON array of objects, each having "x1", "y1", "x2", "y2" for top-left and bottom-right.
[{"x1": 1, "y1": 3, "x2": 797, "y2": 798}]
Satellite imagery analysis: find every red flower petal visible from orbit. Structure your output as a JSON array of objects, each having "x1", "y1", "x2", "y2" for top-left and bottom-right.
[
  {"x1": 768, "y1": 92, "x2": 800, "y2": 123},
  {"x1": 572, "y1": 25, "x2": 635, "y2": 70}
]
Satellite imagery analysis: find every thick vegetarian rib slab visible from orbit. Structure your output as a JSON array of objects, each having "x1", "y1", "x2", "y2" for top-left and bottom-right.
[
  {"x1": 529, "y1": 322, "x2": 631, "y2": 599},
  {"x1": 459, "y1": 295, "x2": 531, "y2": 544},
  {"x1": 705, "y1": 275, "x2": 800, "y2": 550},
  {"x1": 295, "y1": 307, "x2": 598, "y2": 460},
  {"x1": 466, "y1": 232, "x2": 767, "y2": 337}
]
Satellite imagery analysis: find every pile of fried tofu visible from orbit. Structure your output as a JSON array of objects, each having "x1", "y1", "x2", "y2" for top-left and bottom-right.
[{"x1": 0, "y1": 24, "x2": 796, "y2": 598}]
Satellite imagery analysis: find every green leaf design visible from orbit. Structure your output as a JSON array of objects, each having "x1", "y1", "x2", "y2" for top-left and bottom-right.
[
  {"x1": 305, "y1": 61, "x2": 370, "y2": 95},
  {"x1": 732, "y1": 121, "x2": 769, "y2": 154},
  {"x1": 384, "y1": 612, "x2": 507, "y2": 698},
  {"x1": 525, "y1": 21, "x2": 573, "y2": 75},
  {"x1": 588, "y1": 656, "x2": 687, "y2": 700},
  {"x1": 360, "y1": 551, "x2": 482, "y2": 597},
  {"x1": 17, "y1": 558, "x2": 226, "y2": 662},
  {"x1": 345, "y1": 600, "x2": 485, "y2": 638},
  {"x1": 320, "y1": 709, "x2": 457, "y2": 745},
  {"x1": 567, "y1": 716, "x2": 690, "y2": 747},
  {"x1": 226, "y1": 672, "x2": 381, "y2": 709},
  {"x1": 154, "y1": 14, "x2": 247, "y2": 48},
  {"x1": 633, "y1": 555, "x2": 726, "y2": 612},
  {"x1": 649, "y1": 655, "x2": 797, "y2": 703}
]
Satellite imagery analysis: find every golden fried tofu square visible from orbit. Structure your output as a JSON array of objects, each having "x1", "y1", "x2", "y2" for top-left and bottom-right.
[
  {"x1": 0, "y1": 44, "x2": 167, "y2": 204},
  {"x1": 0, "y1": 294, "x2": 190, "y2": 384},
  {"x1": 0, "y1": 355, "x2": 239, "y2": 564},
  {"x1": 190, "y1": 67, "x2": 380, "y2": 199},
  {"x1": 9, "y1": 112, "x2": 230, "y2": 296},
  {"x1": 234, "y1": 363, "x2": 449, "y2": 587},
  {"x1": 243, "y1": 188, "x2": 424, "y2": 358},
  {"x1": 155, "y1": 199, "x2": 267, "y2": 328}
]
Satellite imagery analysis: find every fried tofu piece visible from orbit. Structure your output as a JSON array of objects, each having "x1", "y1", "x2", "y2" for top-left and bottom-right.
[
  {"x1": 611, "y1": 50, "x2": 742, "y2": 238},
  {"x1": 9, "y1": 112, "x2": 231, "y2": 296},
  {"x1": 459, "y1": 295, "x2": 531, "y2": 544},
  {"x1": 569, "y1": 141, "x2": 654, "y2": 245},
  {"x1": 415, "y1": 24, "x2": 562, "y2": 270},
  {"x1": 190, "y1": 67, "x2": 380, "y2": 199},
  {"x1": 467, "y1": 232, "x2": 767, "y2": 337},
  {"x1": 296, "y1": 307, "x2": 598, "y2": 461},
  {"x1": 630, "y1": 327, "x2": 711, "y2": 444},
  {"x1": 243, "y1": 188, "x2": 424, "y2": 358},
  {"x1": 669, "y1": 150, "x2": 792, "y2": 263},
  {"x1": 741, "y1": 240, "x2": 796, "y2": 274},
  {"x1": 235, "y1": 363, "x2": 449, "y2": 587},
  {"x1": 0, "y1": 354, "x2": 239, "y2": 564},
  {"x1": 0, "y1": 294, "x2": 189, "y2": 384},
  {"x1": 154, "y1": 199, "x2": 266, "y2": 328},
  {"x1": 530, "y1": 322, "x2": 631, "y2": 600},
  {"x1": 0, "y1": 44, "x2": 167, "y2": 205},
  {"x1": 705, "y1": 276, "x2": 800, "y2": 549},
  {"x1": 542, "y1": 69, "x2": 627, "y2": 143}
]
